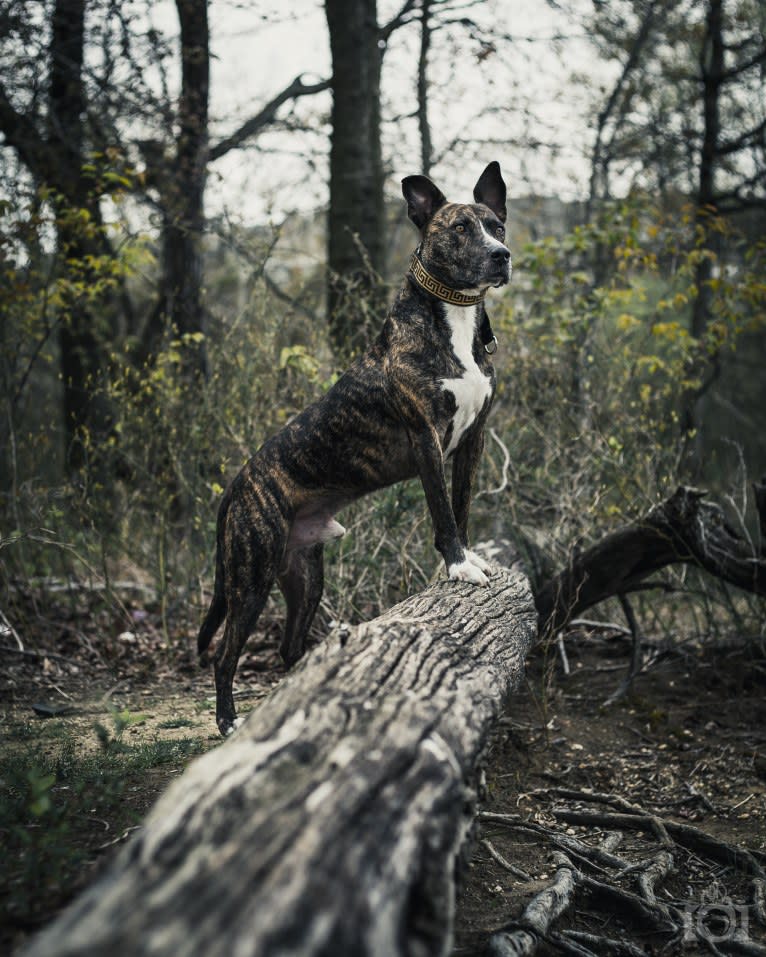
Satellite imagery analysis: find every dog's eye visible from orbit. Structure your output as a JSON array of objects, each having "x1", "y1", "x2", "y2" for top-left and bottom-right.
[
  {"x1": 495, "y1": 226, "x2": 505, "y2": 238},
  {"x1": 454, "y1": 223, "x2": 466, "y2": 233}
]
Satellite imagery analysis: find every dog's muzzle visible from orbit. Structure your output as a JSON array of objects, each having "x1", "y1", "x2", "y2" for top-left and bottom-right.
[{"x1": 487, "y1": 246, "x2": 512, "y2": 286}]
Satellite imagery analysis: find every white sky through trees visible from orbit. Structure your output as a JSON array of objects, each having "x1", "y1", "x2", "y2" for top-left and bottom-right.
[{"x1": 147, "y1": 0, "x2": 606, "y2": 224}]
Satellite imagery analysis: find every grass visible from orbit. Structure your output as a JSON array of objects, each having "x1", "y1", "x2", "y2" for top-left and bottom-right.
[
  {"x1": 156, "y1": 716, "x2": 196, "y2": 729},
  {"x1": 0, "y1": 722, "x2": 210, "y2": 945}
]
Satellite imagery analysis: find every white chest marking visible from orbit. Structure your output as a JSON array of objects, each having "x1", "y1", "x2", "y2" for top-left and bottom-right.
[{"x1": 440, "y1": 303, "x2": 492, "y2": 456}]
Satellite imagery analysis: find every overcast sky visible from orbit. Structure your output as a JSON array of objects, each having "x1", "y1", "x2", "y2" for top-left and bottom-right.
[{"x1": 150, "y1": 0, "x2": 608, "y2": 224}]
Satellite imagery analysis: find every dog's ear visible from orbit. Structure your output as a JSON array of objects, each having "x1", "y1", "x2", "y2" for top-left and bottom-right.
[
  {"x1": 402, "y1": 175, "x2": 447, "y2": 229},
  {"x1": 473, "y1": 161, "x2": 507, "y2": 223}
]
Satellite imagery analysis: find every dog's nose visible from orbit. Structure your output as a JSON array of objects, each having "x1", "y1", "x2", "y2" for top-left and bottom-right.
[{"x1": 492, "y1": 247, "x2": 510, "y2": 262}]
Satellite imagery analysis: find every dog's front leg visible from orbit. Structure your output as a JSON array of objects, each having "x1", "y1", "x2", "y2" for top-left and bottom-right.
[
  {"x1": 409, "y1": 425, "x2": 490, "y2": 586},
  {"x1": 451, "y1": 419, "x2": 493, "y2": 580}
]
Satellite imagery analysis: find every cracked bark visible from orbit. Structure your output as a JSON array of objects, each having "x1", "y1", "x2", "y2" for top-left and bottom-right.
[{"x1": 22, "y1": 563, "x2": 536, "y2": 957}]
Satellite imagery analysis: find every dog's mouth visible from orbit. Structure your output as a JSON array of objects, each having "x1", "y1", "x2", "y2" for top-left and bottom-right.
[{"x1": 484, "y1": 260, "x2": 512, "y2": 288}]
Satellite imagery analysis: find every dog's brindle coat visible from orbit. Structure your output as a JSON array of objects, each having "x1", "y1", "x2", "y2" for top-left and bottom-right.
[{"x1": 198, "y1": 161, "x2": 512, "y2": 735}]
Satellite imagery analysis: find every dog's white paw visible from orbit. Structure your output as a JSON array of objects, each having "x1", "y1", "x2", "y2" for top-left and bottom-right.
[
  {"x1": 224, "y1": 716, "x2": 246, "y2": 736},
  {"x1": 464, "y1": 550, "x2": 492, "y2": 576},
  {"x1": 448, "y1": 557, "x2": 489, "y2": 587}
]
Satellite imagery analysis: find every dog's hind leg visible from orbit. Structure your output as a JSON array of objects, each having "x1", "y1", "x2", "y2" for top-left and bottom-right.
[
  {"x1": 213, "y1": 582, "x2": 272, "y2": 736},
  {"x1": 213, "y1": 496, "x2": 288, "y2": 735},
  {"x1": 277, "y1": 543, "x2": 324, "y2": 668}
]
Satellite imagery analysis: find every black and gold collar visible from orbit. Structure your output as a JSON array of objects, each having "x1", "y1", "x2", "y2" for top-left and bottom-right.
[
  {"x1": 408, "y1": 253, "x2": 498, "y2": 354},
  {"x1": 409, "y1": 253, "x2": 486, "y2": 307}
]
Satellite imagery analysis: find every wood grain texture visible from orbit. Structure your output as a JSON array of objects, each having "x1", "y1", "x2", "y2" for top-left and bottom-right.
[{"x1": 23, "y1": 564, "x2": 536, "y2": 957}]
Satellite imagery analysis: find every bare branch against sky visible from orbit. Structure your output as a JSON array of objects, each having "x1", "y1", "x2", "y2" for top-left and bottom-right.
[{"x1": 184, "y1": 0, "x2": 607, "y2": 222}]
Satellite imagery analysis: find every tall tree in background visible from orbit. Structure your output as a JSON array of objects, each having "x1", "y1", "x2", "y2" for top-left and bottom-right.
[
  {"x1": 587, "y1": 0, "x2": 765, "y2": 219},
  {"x1": 324, "y1": 0, "x2": 471, "y2": 353},
  {"x1": 324, "y1": 0, "x2": 386, "y2": 354},
  {"x1": 417, "y1": 0, "x2": 433, "y2": 177},
  {"x1": 0, "y1": 0, "x2": 331, "y2": 475},
  {"x1": 586, "y1": 0, "x2": 766, "y2": 458},
  {"x1": 143, "y1": 0, "x2": 210, "y2": 377},
  {"x1": 0, "y1": 0, "x2": 116, "y2": 472},
  {"x1": 586, "y1": 0, "x2": 663, "y2": 222},
  {"x1": 137, "y1": 5, "x2": 331, "y2": 373}
]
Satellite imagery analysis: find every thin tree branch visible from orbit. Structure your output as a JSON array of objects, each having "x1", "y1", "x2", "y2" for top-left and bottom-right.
[
  {"x1": 378, "y1": 0, "x2": 419, "y2": 43},
  {"x1": 720, "y1": 45, "x2": 766, "y2": 82},
  {"x1": 0, "y1": 82, "x2": 58, "y2": 186},
  {"x1": 209, "y1": 75, "x2": 330, "y2": 162},
  {"x1": 716, "y1": 116, "x2": 766, "y2": 157}
]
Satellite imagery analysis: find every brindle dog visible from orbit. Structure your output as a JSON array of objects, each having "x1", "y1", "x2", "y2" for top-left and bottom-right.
[{"x1": 199, "y1": 161, "x2": 511, "y2": 734}]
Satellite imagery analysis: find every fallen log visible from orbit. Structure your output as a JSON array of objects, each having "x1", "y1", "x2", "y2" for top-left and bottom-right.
[
  {"x1": 535, "y1": 483, "x2": 766, "y2": 636},
  {"x1": 23, "y1": 563, "x2": 536, "y2": 957}
]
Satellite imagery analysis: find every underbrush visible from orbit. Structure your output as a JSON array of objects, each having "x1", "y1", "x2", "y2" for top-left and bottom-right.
[
  {"x1": 2, "y1": 203, "x2": 765, "y2": 650},
  {"x1": 0, "y1": 718, "x2": 208, "y2": 938}
]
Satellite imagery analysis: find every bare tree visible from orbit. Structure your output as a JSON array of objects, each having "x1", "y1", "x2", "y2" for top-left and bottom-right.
[
  {"x1": 585, "y1": 0, "x2": 766, "y2": 463},
  {"x1": 0, "y1": 0, "x2": 331, "y2": 470}
]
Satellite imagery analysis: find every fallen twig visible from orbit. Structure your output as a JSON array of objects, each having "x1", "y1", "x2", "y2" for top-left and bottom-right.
[
  {"x1": 477, "y1": 428, "x2": 512, "y2": 499},
  {"x1": 478, "y1": 812, "x2": 628, "y2": 872},
  {"x1": 0, "y1": 606, "x2": 24, "y2": 650},
  {"x1": 0, "y1": 644, "x2": 82, "y2": 666},
  {"x1": 481, "y1": 838, "x2": 532, "y2": 881}
]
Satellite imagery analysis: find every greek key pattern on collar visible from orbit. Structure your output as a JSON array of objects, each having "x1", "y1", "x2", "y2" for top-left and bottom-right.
[{"x1": 409, "y1": 254, "x2": 487, "y2": 307}]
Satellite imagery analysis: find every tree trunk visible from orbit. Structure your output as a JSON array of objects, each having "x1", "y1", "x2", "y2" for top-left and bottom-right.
[
  {"x1": 22, "y1": 564, "x2": 536, "y2": 957},
  {"x1": 691, "y1": 0, "x2": 723, "y2": 342},
  {"x1": 139, "y1": 0, "x2": 210, "y2": 376},
  {"x1": 325, "y1": 0, "x2": 386, "y2": 356},
  {"x1": 585, "y1": 0, "x2": 660, "y2": 225},
  {"x1": 48, "y1": 0, "x2": 113, "y2": 473},
  {"x1": 417, "y1": 0, "x2": 433, "y2": 177},
  {"x1": 682, "y1": 0, "x2": 724, "y2": 463}
]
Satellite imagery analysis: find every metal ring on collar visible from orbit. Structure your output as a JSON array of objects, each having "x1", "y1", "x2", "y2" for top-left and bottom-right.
[{"x1": 484, "y1": 335, "x2": 498, "y2": 355}]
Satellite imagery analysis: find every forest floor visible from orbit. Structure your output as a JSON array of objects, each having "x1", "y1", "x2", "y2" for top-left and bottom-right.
[{"x1": 1, "y1": 582, "x2": 765, "y2": 956}]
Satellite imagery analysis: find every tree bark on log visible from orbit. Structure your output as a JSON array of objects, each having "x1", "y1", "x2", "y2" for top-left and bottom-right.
[{"x1": 23, "y1": 565, "x2": 536, "y2": 957}]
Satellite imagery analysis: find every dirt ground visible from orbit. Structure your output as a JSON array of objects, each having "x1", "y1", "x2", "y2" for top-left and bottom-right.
[
  {"x1": 454, "y1": 631, "x2": 766, "y2": 955},
  {"x1": 1, "y1": 585, "x2": 765, "y2": 955}
]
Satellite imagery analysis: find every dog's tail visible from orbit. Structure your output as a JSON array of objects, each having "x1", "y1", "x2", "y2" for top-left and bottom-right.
[{"x1": 197, "y1": 490, "x2": 230, "y2": 664}]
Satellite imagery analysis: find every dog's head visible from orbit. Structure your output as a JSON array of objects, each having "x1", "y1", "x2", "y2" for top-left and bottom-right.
[{"x1": 402, "y1": 161, "x2": 511, "y2": 292}]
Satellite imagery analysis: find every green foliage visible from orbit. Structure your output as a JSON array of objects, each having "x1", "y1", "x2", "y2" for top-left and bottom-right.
[
  {"x1": 94, "y1": 707, "x2": 148, "y2": 750},
  {"x1": 0, "y1": 178, "x2": 150, "y2": 482},
  {"x1": 481, "y1": 201, "x2": 766, "y2": 586},
  {"x1": 0, "y1": 187, "x2": 328, "y2": 631},
  {"x1": 1, "y1": 185, "x2": 765, "y2": 646},
  {"x1": 0, "y1": 734, "x2": 207, "y2": 924}
]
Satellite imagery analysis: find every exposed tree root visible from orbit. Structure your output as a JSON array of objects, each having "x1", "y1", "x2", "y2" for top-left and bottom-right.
[
  {"x1": 487, "y1": 852, "x2": 576, "y2": 957},
  {"x1": 479, "y1": 786, "x2": 766, "y2": 956},
  {"x1": 481, "y1": 839, "x2": 532, "y2": 882},
  {"x1": 753, "y1": 879, "x2": 766, "y2": 926},
  {"x1": 552, "y1": 928, "x2": 649, "y2": 957}
]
